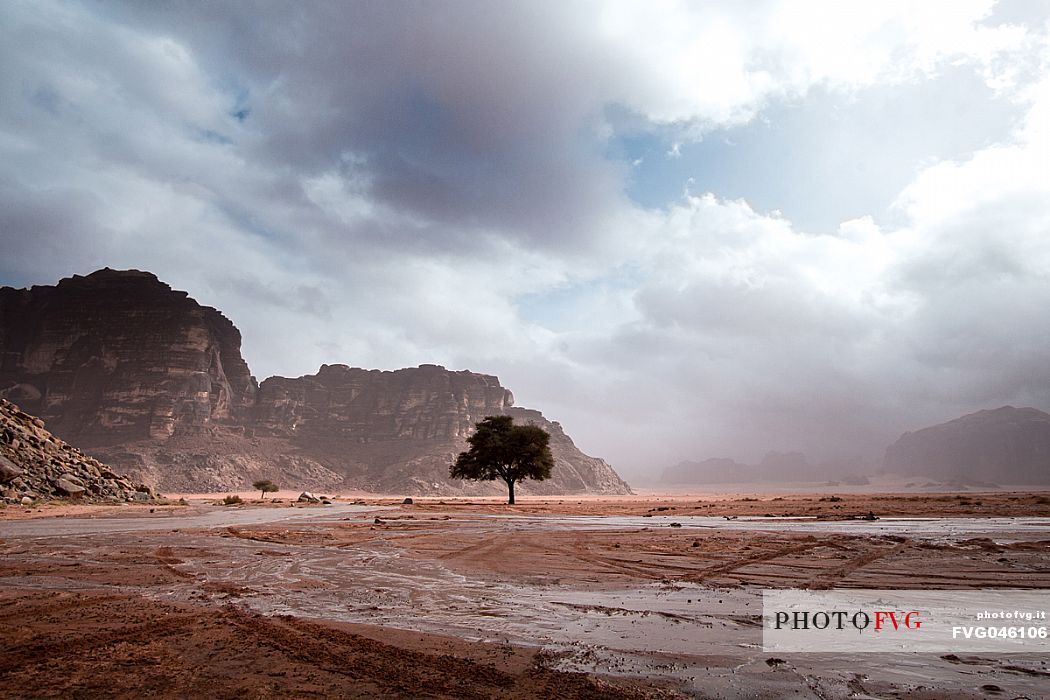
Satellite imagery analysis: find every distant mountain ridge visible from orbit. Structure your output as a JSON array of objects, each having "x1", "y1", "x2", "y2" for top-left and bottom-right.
[
  {"x1": 662, "y1": 457, "x2": 753, "y2": 484},
  {"x1": 661, "y1": 452, "x2": 852, "y2": 484},
  {"x1": 884, "y1": 406, "x2": 1050, "y2": 484},
  {"x1": 665, "y1": 406, "x2": 1050, "y2": 486},
  {"x1": 0, "y1": 269, "x2": 631, "y2": 495}
]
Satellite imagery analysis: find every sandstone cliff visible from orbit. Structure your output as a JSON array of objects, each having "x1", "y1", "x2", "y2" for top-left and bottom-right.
[
  {"x1": 884, "y1": 406, "x2": 1050, "y2": 484},
  {"x1": 253, "y1": 363, "x2": 514, "y2": 440},
  {"x1": 0, "y1": 270, "x2": 631, "y2": 495},
  {"x1": 0, "y1": 269, "x2": 255, "y2": 441},
  {"x1": 0, "y1": 398, "x2": 150, "y2": 503},
  {"x1": 241, "y1": 363, "x2": 628, "y2": 495}
]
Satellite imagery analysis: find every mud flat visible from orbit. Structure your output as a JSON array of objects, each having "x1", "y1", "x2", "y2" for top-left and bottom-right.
[{"x1": 1, "y1": 496, "x2": 1049, "y2": 698}]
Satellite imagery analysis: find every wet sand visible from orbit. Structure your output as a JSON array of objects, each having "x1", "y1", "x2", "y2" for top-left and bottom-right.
[
  {"x1": 393, "y1": 490, "x2": 1050, "y2": 518},
  {"x1": 1, "y1": 495, "x2": 1049, "y2": 698}
]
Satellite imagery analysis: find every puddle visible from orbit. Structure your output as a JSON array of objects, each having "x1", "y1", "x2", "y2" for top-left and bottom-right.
[{"x1": 478, "y1": 514, "x2": 1050, "y2": 544}]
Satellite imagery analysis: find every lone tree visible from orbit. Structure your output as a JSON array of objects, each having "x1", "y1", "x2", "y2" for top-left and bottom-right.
[
  {"x1": 450, "y1": 415, "x2": 554, "y2": 504},
  {"x1": 252, "y1": 479, "x2": 278, "y2": 500}
]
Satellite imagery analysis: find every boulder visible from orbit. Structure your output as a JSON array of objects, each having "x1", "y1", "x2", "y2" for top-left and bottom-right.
[
  {"x1": 298, "y1": 491, "x2": 320, "y2": 503},
  {"x1": 0, "y1": 455, "x2": 21, "y2": 483},
  {"x1": 54, "y1": 477, "x2": 86, "y2": 497},
  {"x1": 58, "y1": 473, "x2": 83, "y2": 487}
]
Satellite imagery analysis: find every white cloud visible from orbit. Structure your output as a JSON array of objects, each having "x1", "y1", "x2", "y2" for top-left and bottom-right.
[{"x1": 593, "y1": 0, "x2": 1026, "y2": 129}]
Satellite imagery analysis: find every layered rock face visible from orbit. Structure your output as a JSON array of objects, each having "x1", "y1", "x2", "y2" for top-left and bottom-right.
[
  {"x1": 0, "y1": 398, "x2": 151, "y2": 503},
  {"x1": 884, "y1": 406, "x2": 1050, "y2": 484},
  {"x1": 253, "y1": 363, "x2": 514, "y2": 440},
  {"x1": 246, "y1": 364, "x2": 628, "y2": 495},
  {"x1": 0, "y1": 270, "x2": 631, "y2": 495},
  {"x1": 0, "y1": 269, "x2": 255, "y2": 442}
]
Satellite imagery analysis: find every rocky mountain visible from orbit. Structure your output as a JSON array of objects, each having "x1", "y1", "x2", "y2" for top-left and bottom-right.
[
  {"x1": 660, "y1": 452, "x2": 826, "y2": 484},
  {"x1": 253, "y1": 363, "x2": 513, "y2": 441},
  {"x1": 0, "y1": 269, "x2": 255, "y2": 441},
  {"x1": 0, "y1": 398, "x2": 150, "y2": 503},
  {"x1": 0, "y1": 269, "x2": 631, "y2": 495},
  {"x1": 661, "y1": 457, "x2": 752, "y2": 484},
  {"x1": 884, "y1": 406, "x2": 1050, "y2": 484}
]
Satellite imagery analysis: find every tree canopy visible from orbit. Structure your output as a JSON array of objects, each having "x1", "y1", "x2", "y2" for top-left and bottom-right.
[
  {"x1": 253, "y1": 479, "x2": 278, "y2": 499},
  {"x1": 450, "y1": 415, "x2": 554, "y2": 504}
]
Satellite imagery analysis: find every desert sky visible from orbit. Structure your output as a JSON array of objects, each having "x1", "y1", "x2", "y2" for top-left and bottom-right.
[{"x1": 1, "y1": 1, "x2": 1048, "y2": 480}]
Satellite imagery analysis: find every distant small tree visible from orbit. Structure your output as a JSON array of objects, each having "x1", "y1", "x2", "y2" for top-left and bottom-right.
[
  {"x1": 450, "y1": 415, "x2": 554, "y2": 504},
  {"x1": 253, "y1": 479, "x2": 278, "y2": 499}
]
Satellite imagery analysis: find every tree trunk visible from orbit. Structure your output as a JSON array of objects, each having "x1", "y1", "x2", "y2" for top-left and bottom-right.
[{"x1": 506, "y1": 479, "x2": 515, "y2": 505}]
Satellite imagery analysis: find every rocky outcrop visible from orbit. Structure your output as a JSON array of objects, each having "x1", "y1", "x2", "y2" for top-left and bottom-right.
[
  {"x1": 507, "y1": 408, "x2": 629, "y2": 494},
  {"x1": 0, "y1": 398, "x2": 151, "y2": 503},
  {"x1": 253, "y1": 363, "x2": 514, "y2": 440},
  {"x1": 244, "y1": 364, "x2": 629, "y2": 495},
  {"x1": 884, "y1": 406, "x2": 1050, "y2": 484},
  {"x1": 86, "y1": 434, "x2": 347, "y2": 494},
  {"x1": 0, "y1": 268, "x2": 256, "y2": 442},
  {"x1": 0, "y1": 270, "x2": 631, "y2": 495}
]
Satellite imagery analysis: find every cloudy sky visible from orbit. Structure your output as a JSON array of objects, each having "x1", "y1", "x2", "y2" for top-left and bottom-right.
[{"x1": 2, "y1": 1, "x2": 1049, "y2": 480}]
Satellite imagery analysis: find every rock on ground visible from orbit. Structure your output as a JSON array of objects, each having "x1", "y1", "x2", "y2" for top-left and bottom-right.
[{"x1": 0, "y1": 398, "x2": 151, "y2": 504}]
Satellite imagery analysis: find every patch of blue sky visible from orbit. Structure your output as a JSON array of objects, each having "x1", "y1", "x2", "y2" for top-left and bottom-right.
[
  {"x1": 985, "y1": 0, "x2": 1050, "y2": 26},
  {"x1": 514, "y1": 264, "x2": 646, "y2": 332},
  {"x1": 216, "y1": 202, "x2": 288, "y2": 246},
  {"x1": 209, "y1": 75, "x2": 251, "y2": 124},
  {"x1": 611, "y1": 66, "x2": 1020, "y2": 234},
  {"x1": 195, "y1": 128, "x2": 233, "y2": 146}
]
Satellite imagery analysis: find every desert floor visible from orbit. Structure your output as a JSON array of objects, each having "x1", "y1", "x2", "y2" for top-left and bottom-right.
[{"x1": 2, "y1": 492, "x2": 1050, "y2": 699}]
